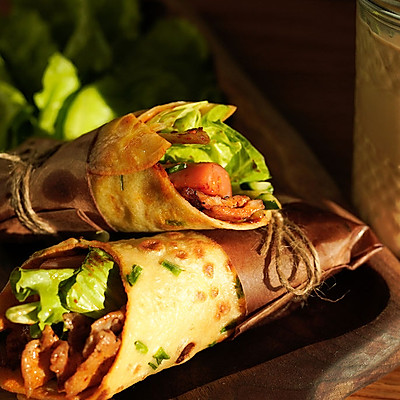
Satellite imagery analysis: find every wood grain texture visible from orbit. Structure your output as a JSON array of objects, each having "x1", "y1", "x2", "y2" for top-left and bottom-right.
[{"x1": 349, "y1": 366, "x2": 400, "y2": 399}]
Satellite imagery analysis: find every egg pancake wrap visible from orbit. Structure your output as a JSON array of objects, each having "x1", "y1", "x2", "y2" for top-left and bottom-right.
[
  {"x1": 0, "y1": 101, "x2": 277, "y2": 238},
  {"x1": 0, "y1": 231, "x2": 244, "y2": 400},
  {"x1": 0, "y1": 201, "x2": 381, "y2": 400}
]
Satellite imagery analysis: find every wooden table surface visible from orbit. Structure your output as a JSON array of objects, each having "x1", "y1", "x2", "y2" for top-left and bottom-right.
[{"x1": 189, "y1": 1, "x2": 400, "y2": 399}]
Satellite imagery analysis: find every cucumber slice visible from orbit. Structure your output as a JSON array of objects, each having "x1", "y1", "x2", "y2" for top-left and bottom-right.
[
  {"x1": 257, "y1": 193, "x2": 281, "y2": 210},
  {"x1": 240, "y1": 181, "x2": 273, "y2": 192}
]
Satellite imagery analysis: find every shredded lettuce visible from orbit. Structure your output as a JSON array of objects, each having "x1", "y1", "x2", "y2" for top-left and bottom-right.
[
  {"x1": 149, "y1": 102, "x2": 278, "y2": 207},
  {"x1": 8, "y1": 267, "x2": 75, "y2": 330},
  {"x1": 153, "y1": 102, "x2": 271, "y2": 186},
  {"x1": 6, "y1": 247, "x2": 125, "y2": 330},
  {"x1": 60, "y1": 248, "x2": 121, "y2": 316}
]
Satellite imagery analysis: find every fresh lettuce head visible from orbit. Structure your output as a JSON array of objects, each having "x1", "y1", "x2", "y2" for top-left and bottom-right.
[
  {"x1": 6, "y1": 247, "x2": 125, "y2": 331},
  {"x1": 0, "y1": 1, "x2": 223, "y2": 149},
  {"x1": 33, "y1": 52, "x2": 81, "y2": 136},
  {"x1": 0, "y1": 55, "x2": 36, "y2": 149}
]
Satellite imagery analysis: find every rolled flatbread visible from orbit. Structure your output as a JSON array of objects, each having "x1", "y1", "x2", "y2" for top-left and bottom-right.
[
  {"x1": 0, "y1": 201, "x2": 381, "y2": 399},
  {"x1": 0, "y1": 101, "x2": 277, "y2": 237}
]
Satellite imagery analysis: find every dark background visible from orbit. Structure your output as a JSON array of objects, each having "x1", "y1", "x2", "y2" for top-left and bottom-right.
[{"x1": 190, "y1": 0, "x2": 356, "y2": 201}]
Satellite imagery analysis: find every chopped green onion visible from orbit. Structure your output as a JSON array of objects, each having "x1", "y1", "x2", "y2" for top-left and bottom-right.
[
  {"x1": 220, "y1": 320, "x2": 237, "y2": 334},
  {"x1": 235, "y1": 276, "x2": 244, "y2": 299},
  {"x1": 161, "y1": 260, "x2": 183, "y2": 276},
  {"x1": 126, "y1": 265, "x2": 143, "y2": 286},
  {"x1": 153, "y1": 347, "x2": 170, "y2": 365},
  {"x1": 235, "y1": 182, "x2": 281, "y2": 210},
  {"x1": 148, "y1": 347, "x2": 170, "y2": 370},
  {"x1": 148, "y1": 362, "x2": 158, "y2": 370},
  {"x1": 165, "y1": 162, "x2": 188, "y2": 174},
  {"x1": 134, "y1": 340, "x2": 148, "y2": 354},
  {"x1": 165, "y1": 220, "x2": 185, "y2": 227}
]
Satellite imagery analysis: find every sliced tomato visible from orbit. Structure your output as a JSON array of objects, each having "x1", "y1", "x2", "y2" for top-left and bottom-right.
[{"x1": 168, "y1": 162, "x2": 232, "y2": 197}]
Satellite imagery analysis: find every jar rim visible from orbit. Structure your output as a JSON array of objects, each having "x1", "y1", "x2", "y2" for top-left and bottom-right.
[
  {"x1": 360, "y1": 0, "x2": 400, "y2": 16},
  {"x1": 359, "y1": 0, "x2": 400, "y2": 24}
]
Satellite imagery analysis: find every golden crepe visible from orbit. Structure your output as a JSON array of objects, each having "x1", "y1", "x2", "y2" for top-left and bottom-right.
[
  {"x1": 0, "y1": 201, "x2": 381, "y2": 400},
  {"x1": 0, "y1": 101, "x2": 278, "y2": 237}
]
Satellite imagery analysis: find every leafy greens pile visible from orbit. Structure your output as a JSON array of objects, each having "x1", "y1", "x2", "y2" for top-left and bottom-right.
[{"x1": 0, "y1": 0, "x2": 223, "y2": 150}]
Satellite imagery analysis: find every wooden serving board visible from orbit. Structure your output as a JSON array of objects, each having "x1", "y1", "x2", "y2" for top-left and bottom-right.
[{"x1": 1, "y1": 1, "x2": 400, "y2": 399}]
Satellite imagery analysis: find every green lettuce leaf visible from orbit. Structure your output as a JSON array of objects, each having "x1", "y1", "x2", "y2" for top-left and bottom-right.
[
  {"x1": 63, "y1": 0, "x2": 112, "y2": 79},
  {"x1": 0, "y1": 57, "x2": 32, "y2": 150},
  {"x1": 6, "y1": 247, "x2": 125, "y2": 330},
  {"x1": 8, "y1": 267, "x2": 75, "y2": 329},
  {"x1": 152, "y1": 102, "x2": 272, "y2": 191},
  {"x1": 34, "y1": 52, "x2": 81, "y2": 136},
  {"x1": 57, "y1": 79, "x2": 118, "y2": 140},
  {"x1": 110, "y1": 18, "x2": 223, "y2": 113},
  {"x1": 59, "y1": 248, "x2": 120, "y2": 316}
]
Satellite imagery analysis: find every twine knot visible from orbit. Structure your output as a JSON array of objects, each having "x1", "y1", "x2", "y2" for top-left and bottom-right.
[
  {"x1": 0, "y1": 146, "x2": 60, "y2": 235},
  {"x1": 259, "y1": 210, "x2": 322, "y2": 298}
]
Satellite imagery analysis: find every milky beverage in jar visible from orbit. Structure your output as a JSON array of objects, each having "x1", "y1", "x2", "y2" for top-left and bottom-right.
[{"x1": 353, "y1": 0, "x2": 400, "y2": 255}]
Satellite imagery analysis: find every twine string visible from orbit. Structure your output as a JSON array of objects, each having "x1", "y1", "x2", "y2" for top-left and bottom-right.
[
  {"x1": 259, "y1": 210, "x2": 322, "y2": 298},
  {"x1": 0, "y1": 151, "x2": 57, "y2": 235}
]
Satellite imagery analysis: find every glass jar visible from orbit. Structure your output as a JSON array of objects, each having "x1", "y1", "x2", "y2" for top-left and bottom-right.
[{"x1": 353, "y1": 0, "x2": 400, "y2": 256}]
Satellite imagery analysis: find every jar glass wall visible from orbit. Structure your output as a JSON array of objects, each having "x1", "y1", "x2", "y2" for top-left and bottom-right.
[{"x1": 353, "y1": 0, "x2": 400, "y2": 255}]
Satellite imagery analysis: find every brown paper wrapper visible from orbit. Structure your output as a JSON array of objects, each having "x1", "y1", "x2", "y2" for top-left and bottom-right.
[
  {"x1": 204, "y1": 200, "x2": 382, "y2": 336},
  {"x1": 0, "y1": 132, "x2": 111, "y2": 238}
]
